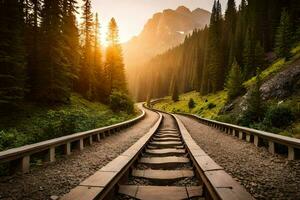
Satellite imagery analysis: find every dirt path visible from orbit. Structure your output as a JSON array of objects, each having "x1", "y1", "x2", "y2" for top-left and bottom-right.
[
  {"x1": 0, "y1": 107, "x2": 158, "y2": 200},
  {"x1": 177, "y1": 115, "x2": 300, "y2": 200}
]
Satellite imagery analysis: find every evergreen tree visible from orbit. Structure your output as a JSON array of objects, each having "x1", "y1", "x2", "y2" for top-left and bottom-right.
[
  {"x1": 92, "y1": 13, "x2": 104, "y2": 101},
  {"x1": 254, "y1": 42, "x2": 265, "y2": 70},
  {"x1": 242, "y1": 69, "x2": 266, "y2": 124},
  {"x1": 105, "y1": 18, "x2": 127, "y2": 96},
  {"x1": 25, "y1": 0, "x2": 41, "y2": 96},
  {"x1": 38, "y1": 0, "x2": 71, "y2": 103},
  {"x1": 0, "y1": 0, "x2": 26, "y2": 108},
  {"x1": 275, "y1": 9, "x2": 292, "y2": 59},
  {"x1": 225, "y1": 59, "x2": 244, "y2": 100},
  {"x1": 172, "y1": 81, "x2": 179, "y2": 102},
  {"x1": 62, "y1": 0, "x2": 80, "y2": 90},
  {"x1": 188, "y1": 98, "x2": 196, "y2": 110},
  {"x1": 207, "y1": 0, "x2": 223, "y2": 93},
  {"x1": 78, "y1": 0, "x2": 94, "y2": 98},
  {"x1": 243, "y1": 29, "x2": 255, "y2": 79},
  {"x1": 295, "y1": 23, "x2": 300, "y2": 43},
  {"x1": 224, "y1": 0, "x2": 237, "y2": 67}
]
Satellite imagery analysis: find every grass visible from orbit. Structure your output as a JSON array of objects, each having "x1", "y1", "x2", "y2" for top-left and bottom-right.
[
  {"x1": 243, "y1": 58, "x2": 285, "y2": 88},
  {"x1": 153, "y1": 43, "x2": 300, "y2": 139},
  {"x1": 153, "y1": 90, "x2": 227, "y2": 119},
  {"x1": 244, "y1": 43, "x2": 300, "y2": 88},
  {"x1": 0, "y1": 94, "x2": 138, "y2": 151}
]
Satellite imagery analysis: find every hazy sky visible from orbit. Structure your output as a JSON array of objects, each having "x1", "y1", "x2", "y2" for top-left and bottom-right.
[{"x1": 83, "y1": 0, "x2": 241, "y2": 43}]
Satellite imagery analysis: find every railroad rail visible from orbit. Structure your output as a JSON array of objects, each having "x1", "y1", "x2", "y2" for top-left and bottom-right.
[
  {"x1": 0, "y1": 108, "x2": 145, "y2": 174},
  {"x1": 62, "y1": 107, "x2": 253, "y2": 200},
  {"x1": 177, "y1": 113, "x2": 300, "y2": 160}
]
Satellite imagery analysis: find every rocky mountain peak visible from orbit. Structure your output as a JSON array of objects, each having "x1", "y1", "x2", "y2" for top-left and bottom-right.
[{"x1": 176, "y1": 6, "x2": 191, "y2": 14}]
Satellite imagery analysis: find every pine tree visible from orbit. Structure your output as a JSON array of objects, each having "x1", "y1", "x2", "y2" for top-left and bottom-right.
[
  {"x1": 62, "y1": 0, "x2": 80, "y2": 90},
  {"x1": 275, "y1": 9, "x2": 292, "y2": 59},
  {"x1": 225, "y1": 59, "x2": 244, "y2": 100},
  {"x1": 224, "y1": 0, "x2": 237, "y2": 67},
  {"x1": 188, "y1": 98, "x2": 196, "y2": 110},
  {"x1": 78, "y1": 0, "x2": 94, "y2": 98},
  {"x1": 0, "y1": 0, "x2": 26, "y2": 108},
  {"x1": 105, "y1": 18, "x2": 127, "y2": 96},
  {"x1": 172, "y1": 81, "x2": 179, "y2": 102},
  {"x1": 254, "y1": 42, "x2": 265, "y2": 70},
  {"x1": 25, "y1": 0, "x2": 41, "y2": 96},
  {"x1": 38, "y1": 0, "x2": 71, "y2": 103},
  {"x1": 92, "y1": 13, "x2": 104, "y2": 101},
  {"x1": 242, "y1": 69, "x2": 266, "y2": 124},
  {"x1": 207, "y1": 0, "x2": 223, "y2": 93},
  {"x1": 295, "y1": 23, "x2": 300, "y2": 42},
  {"x1": 243, "y1": 29, "x2": 255, "y2": 79}
]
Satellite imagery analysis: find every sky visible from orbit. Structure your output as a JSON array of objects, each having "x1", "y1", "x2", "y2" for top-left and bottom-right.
[{"x1": 81, "y1": 0, "x2": 241, "y2": 44}]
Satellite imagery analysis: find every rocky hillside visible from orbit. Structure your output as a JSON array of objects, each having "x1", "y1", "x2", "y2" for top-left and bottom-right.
[
  {"x1": 123, "y1": 6, "x2": 210, "y2": 67},
  {"x1": 153, "y1": 44, "x2": 300, "y2": 138}
]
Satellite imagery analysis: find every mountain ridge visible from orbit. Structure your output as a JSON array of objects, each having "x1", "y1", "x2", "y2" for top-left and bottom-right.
[{"x1": 123, "y1": 6, "x2": 211, "y2": 68}]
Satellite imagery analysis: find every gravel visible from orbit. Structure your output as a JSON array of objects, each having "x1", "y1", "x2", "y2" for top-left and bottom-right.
[
  {"x1": 177, "y1": 115, "x2": 300, "y2": 200},
  {"x1": 0, "y1": 108, "x2": 158, "y2": 200}
]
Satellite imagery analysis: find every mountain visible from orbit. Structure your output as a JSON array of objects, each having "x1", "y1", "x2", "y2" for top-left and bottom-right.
[{"x1": 123, "y1": 6, "x2": 211, "y2": 68}]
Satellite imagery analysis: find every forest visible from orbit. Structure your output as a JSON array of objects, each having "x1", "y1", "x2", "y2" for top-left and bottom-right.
[
  {"x1": 135, "y1": 0, "x2": 300, "y2": 101},
  {"x1": 0, "y1": 0, "x2": 130, "y2": 110},
  {"x1": 0, "y1": 0, "x2": 135, "y2": 151}
]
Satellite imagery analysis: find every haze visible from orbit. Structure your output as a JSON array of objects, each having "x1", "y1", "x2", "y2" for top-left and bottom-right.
[{"x1": 86, "y1": 0, "x2": 241, "y2": 43}]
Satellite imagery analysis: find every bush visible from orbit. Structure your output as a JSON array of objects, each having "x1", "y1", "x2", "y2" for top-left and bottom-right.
[
  {"x1": 215, "y1": 114, "x2": 237, "y2": 124},
  {"x1": 188, "y1": 98, "x2": 196, "y2": 110},
  {"x1": 0, "y1": 129, "x2": 28, "y2": 151},
  {"x1": 240, "y1": 71, "x2": 266, "y2": 126},
  {"x1": 207, "y1": 103, "x2": 216, "y2": 109},
  {"x1": 109, "y1": 90, "x2": 134, "y2": 114},
  {"x1": 263, "y1": 106, "x2": 294, "y2": 128}
]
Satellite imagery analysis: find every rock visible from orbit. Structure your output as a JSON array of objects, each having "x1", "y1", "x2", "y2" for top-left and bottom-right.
[
  {"x1": 260, "y1": 59, "x2": 300, "y2": 100},
  {"x1": 50, "y1": 195, "x2": 59, "y2": 200}
]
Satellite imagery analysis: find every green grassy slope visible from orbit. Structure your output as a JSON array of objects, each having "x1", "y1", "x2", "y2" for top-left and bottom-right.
[
  {"x1": 0, "y1": 94, "x2": 138, "y2": 151},
  {"x1": 153, "y1": 90, "x2": 227, "y2": 119},
  {"x1": 153, "y1": 44, "x2": 300, "y2": 138}
]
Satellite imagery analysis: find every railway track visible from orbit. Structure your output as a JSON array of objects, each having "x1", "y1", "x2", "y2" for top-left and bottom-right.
[{"x1": 62, "y1": 108, "x2": 252, "y2": 200}]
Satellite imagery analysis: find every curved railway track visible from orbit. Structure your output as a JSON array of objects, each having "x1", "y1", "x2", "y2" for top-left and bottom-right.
[{"x1": 62, "y1": 108, "x2": 253, "y2": 200}]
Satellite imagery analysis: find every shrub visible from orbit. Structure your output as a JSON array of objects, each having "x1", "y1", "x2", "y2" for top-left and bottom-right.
[
  {"x1": 215, "y1": 114, "x2": 237, "y2": 124},
  {"x1": 172, "y1": 82, "x2": 179, "y2": 102},
  {"x1": 207, "y1": 103, "x2": 216, "y2": 109},
  {"x1": 263, "y1": 106, "x2": 294, "y2": 128},
  {"x1": 188, "y1": 98, "x2": 196, "y2": 110},
  {"x1": 225, "y1": 59, "x2": 245, "y2": 100},
  {"x1": 109, "y1": 90, "x2": 134, "y2": 114},
  {"x1": 240, "y1": 70, "x2": 266, "y2": 126}
]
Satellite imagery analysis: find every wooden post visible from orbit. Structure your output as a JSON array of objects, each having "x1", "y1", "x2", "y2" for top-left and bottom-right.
[
  {"x1": 89, "y1": 136, "x2": 93, "y2": 145},
  {"x1": 239, "y1": 131, "x2": 243, "y2": 140},
  {"x1": 14, "y1": 156, "x2": 30, "y2": 173},
  {"x1": 232, "y1": 130, "x2": 236, "y2": 137},
  {"x1": 65, "y1": 142, "x2": 71, "y2": 155},
  {"x1": 22, "y1": 156, "x2": 30, "y2": 173},
  {"x1": 288, "y1": 146, "x2": 295, "y2": 160},
  {"x1": 77, "y1": 139, "x2": 84, "y2": 151},
  {"x1": 96, "y1": 134, "x2": 101, "y2": 142},
  {"x1": 45, "y1": 147, "x2": 56, "y2": 162},
  {"x1": 246, "y1": 134, "x2": 251, "y2": 142},
  {"x1": 254, "y1": 135, "x2": 259, "y2": 146},
  {"x1": 268, "y1": 141, "x2": 275, "y2": 154},
  {"x1": 49, "y1": 147, "x2": 56, "y2": 162}
]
